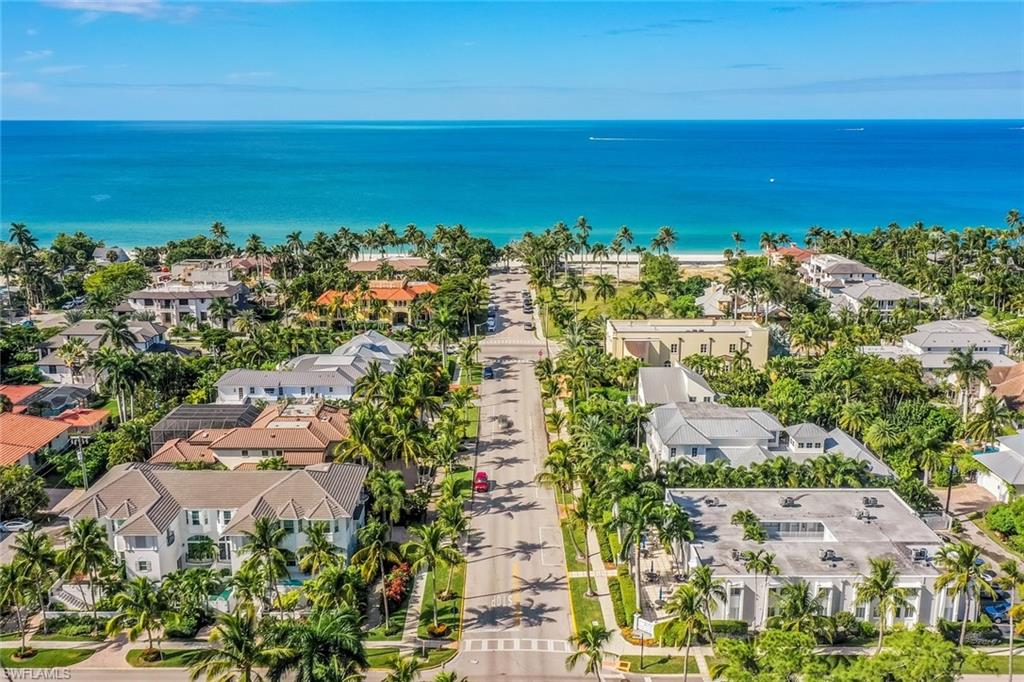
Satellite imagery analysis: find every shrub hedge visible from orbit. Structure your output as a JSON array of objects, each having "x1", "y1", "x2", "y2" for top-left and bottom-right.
[{"x1": 607, "y1": 580, "x2": 627, "y2": 627}]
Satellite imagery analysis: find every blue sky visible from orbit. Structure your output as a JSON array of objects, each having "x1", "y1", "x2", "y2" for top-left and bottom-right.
[{"x1": 2, "y1": 1, "x2": 1022, "y2": 120}]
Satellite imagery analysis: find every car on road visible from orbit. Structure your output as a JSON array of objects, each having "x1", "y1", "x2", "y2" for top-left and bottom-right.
[
  {"x1": 0, "y1": 518, "x2": 34, "y2": 533},
  {"x1": 482, "y1": 366, "x2": 494, "y2": 380},
  {"x1": 983, "y1": 599, "x2": 1012, "y2": 623},
  {"x1": 525, "y1": 321, "x2": 534, "y2": 331},
  {"x1": 474, "y1": 471, "x2": 490, "y2": 493},
  {"x1": 486, "y1": 319, "x2": 496, "y2": 332}
]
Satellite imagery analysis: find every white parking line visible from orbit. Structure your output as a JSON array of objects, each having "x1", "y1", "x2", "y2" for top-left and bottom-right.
[{"x1": 540, "y1": 526, "x2": 563, "y2": 566}]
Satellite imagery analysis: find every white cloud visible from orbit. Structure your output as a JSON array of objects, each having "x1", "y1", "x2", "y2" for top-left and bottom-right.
[
  {"x1": 36, "y1": 64, "x2": 86, "y2": 75},
  {"x1": 16, "y1": 49, "x2": 54, "y2": 62},
  {"x1": 3, "y1": 81, "x2": 46, "y2": 100},
  {"x1": 226, "y1": 71, "x2": 275, "y2": 80},
  {"x1": 26, "y1": 28, "x2": 39, "y2": 36},
  {"x1": 43, "y1": 0, "x2": 199, "y2": 23}
]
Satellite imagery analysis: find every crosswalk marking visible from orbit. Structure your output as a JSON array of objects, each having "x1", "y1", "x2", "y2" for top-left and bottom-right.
[{"x1": 461, "y1": 638, "x2": 572, "y2": 653}]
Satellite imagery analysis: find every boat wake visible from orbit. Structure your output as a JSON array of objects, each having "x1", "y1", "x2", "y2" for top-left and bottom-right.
[
  {"x1": 840, "y1": 127, "x2": 865, "y2": 132},
  {"x1": 91, "y1": 194, "x2": 111, "y2": 202},
  {"x1": 588, "y1": 136, "x2": 665, "y2": 142}
]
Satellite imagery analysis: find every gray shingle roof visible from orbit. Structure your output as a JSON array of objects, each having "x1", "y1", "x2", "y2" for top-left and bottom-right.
[{"x1": 638, "y1": 366, "x2": 714, "y2": 405}]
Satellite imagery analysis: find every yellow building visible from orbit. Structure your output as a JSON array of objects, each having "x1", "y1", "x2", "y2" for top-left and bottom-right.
[{"x1": 604, "y1": 318, "x2": 770, "y2": 368}]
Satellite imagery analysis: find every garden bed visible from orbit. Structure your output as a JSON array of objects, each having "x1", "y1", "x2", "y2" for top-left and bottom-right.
[
  {"x1": 126, "y1": 648, "x2": 198, "y2": 667},
  {"x1": 366, "y1": 646, "x2": 457, "y2": 670},
  {"x1": 416, "y1": 559, "x2": 466, "y2": 641}
]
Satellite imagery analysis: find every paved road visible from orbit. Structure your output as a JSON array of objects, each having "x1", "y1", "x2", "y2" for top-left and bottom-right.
[{"x1": 445, "y1": 270, "x2": 583, "y2": 680}]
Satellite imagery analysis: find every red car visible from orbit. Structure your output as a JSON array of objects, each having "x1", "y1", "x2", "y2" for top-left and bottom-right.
[{"x1": 474, "y1": 471, "x2": 490, "y2": 493}]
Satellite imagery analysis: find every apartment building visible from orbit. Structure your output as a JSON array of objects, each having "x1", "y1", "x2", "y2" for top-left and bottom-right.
[
  {"x1": 123, "y1": 282, "x2": 247, "y2": 326},
  {"x1": 61, "y1": 462, "x2": 368, "y2": 581},
  {"x1": 661, "y1": 488, "x2": 963, "y2": 628},
  {"x1": 605, "y1": 318, "x2": 770, "y2": 369}
]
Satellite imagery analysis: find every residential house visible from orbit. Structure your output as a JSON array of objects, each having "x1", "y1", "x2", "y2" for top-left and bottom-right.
[
  {"x1": 284, "y1": 331, "x2": 412, "y2": 374},
  {"x1": 36, "y1": 319, "x2": 167, "y2": 386},
  {"x1": 123, "y1": 282, "x2": 247, "y2": 327},
  {"x1": 347, "y1": 257, "x2": 429, "y2": 273},
  {"x1": 0, "y1": 412, "x2": 71, "y2": 469},
  {"x1": 317, "y1": 280, "x2": 438, "y2": 326},
  {"x1": 14, "y1": 385, "x2": 94, "y2": 417},
  {"x1": 92, "y1": 246, "x2": 130, "y2": 266},
  {"x1": 860, "y1": 319, "x2": 1014, "y2": 373},
  {"x1": 661, "y1": 488, "x2": 961, "y2": 628},
  {"x1": 150, "y1": 402, "x2": 349, "y2": 470},
  {"x1": 802, "y1": 254, "x2": 879, "y2": 296},
  {"x1": 833, "y1": 278, "x2": 922, "y2": 315},
  {"x1": 0, "y1": 384, "x2": 44, "y2": 412},
  {"x1": 767, "y1": 244, "x2": 816, "y2": 266},
  {"x1": 636, "y1": 365, "x2": 717, "y2": 406},
  {"x1": 53, "y1": 408, "x2": 111, "y2": 439},
  {"x1": 605, "y1": 318, "x2": 770, "y2": 369},
  {"x1": 60, "y1": 462, "x2": 368, "y2": 582},
  {"x1": 696, "y1": 283, "x2": 789, "y2": 321},
  {"x1": 975, "y1": 430, "x2": 1024, "y2": 502},
  {"x1": 169, "y1": 258, "x2": 238, "y2": 285},
  {"x1": 150, "y1": 404, "x2": 263, "y2": 454},
  {"x1": 985, "y1": 363, "x2": 1024, "y2": 411},
  {"x1": 645, "y1": 402, "x2": 892, "y2": 475}
]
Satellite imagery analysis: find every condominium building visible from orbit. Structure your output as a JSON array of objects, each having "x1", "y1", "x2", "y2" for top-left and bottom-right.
[
  {"x1": 61, "y1": 462, "x2": 368, "y2": 581},
  {"x1": 605, "y1": 318, "x2": 770, "y2": 369},
  {"x1": 662, "y1": 488, "x2": 963, "y2": 628}
]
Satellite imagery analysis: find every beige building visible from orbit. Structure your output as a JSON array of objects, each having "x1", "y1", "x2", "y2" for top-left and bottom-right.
[{"x1": 605, "y1": 318, "x2": 770, "y2": 368}]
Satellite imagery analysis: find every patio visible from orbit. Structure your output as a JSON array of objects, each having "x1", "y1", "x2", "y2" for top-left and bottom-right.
[{"x1": 636, "y1": 540, "x2": 689, "y2": 621}]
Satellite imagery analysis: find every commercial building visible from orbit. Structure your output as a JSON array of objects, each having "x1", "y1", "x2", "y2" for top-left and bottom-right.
[
  {"x1": 61, "y1": 462, "x2": 368, "y2": 581},
  {"x1": 605, "y1": 319, "x2": 770, "y2": 369},
  {"x1": 662, "y1": 488, "x2": 962, "y2": 628}
]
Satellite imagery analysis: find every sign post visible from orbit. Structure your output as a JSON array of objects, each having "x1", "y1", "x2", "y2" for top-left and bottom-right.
[{"x1": 633, "y1": 614, "x2": 655, "y2": 670}]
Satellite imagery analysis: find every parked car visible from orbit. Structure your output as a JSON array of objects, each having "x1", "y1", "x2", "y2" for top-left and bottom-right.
[
  {"x1": 0, "y1": 518, "x2": 34, "y2": 533},
  {"x1": 482, "y1": 366, "x2": 494, "y2": 380},
  {"x1": 474, "y1": 471, "x2": 490, "y2": 493},
  {"x1": 983, "y1": 600, "x2": 1012, "y2": 624},
  {"x1": 486, "y1": 319, "x2": 496, "y2": 332},
  {"x1": 525, "y1": 321, "x2": 535, "y2": 331}
]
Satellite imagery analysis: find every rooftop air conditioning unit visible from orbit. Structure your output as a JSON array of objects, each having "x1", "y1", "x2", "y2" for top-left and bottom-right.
[
  {"x1": 780, "y1": 496, "x2": 796, "y2": 507},
  {"x1": 862, "y1": 496, "x2": 872, "y2": 507},
  {"x1": 869, "y1": 496, "x2": 879, "y2": 507},
  {"x1": 855, "y1": 509, "x2": 866, "y2": 520},
  {"x1": 912, "y1": 548, "x2": 928, "y2": 562}
]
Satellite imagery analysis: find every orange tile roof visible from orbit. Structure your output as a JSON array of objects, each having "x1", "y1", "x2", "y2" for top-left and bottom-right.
[
  {"x1": 769, "y1": 245, "x2": 816, "y2": 262},
  {"x1": 53, "y1": 408, "x2": 110, "y2": 428},
  {"x1": 317, "y1": 280, "x2": 438, "y2": 306},
  {"x1": 0, "y1": 384, "x2": 44, "y2": 405},
  {"x1": 0, "y1": 412, "x2": 70, "y2": 466},
  {"x1": 149, "y1": 438, "x2": 216, "y2": 465}
]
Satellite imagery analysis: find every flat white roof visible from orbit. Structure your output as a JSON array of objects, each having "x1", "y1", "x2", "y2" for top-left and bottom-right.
[{"x1": 608, "y1": 318, "x2": 765, "y2": 333}]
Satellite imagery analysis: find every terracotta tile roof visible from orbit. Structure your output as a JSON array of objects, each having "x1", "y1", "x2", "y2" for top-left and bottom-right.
[
  {"x1": 149, "y1": 438, "x2": 216, "y2": 465},
  {"x1": 0, "y1": 443, "x2": 33, "y2": 467},
  {"x1": 210, "y1": 427, "x2": 330, "y2": 450},
  {"x1": 347, "y1": 257, "x2": 429, "y2": 272},
  {"x1": 53, "y1": 408, "x2": 110, "y2": 428},
  {"x1": 769, "y1": 245, "x2": 816, "y2": 262},
  {"x1": 317, "y1": 280, "x2": 438, "y2": 306},
  {"x1": 0, "y1": 412, "x2": 70, "y2": 465},
  {"x1": 0, "y1": 384, "x2": 44, "y2": 405},
  {"x1": 990, "y1": 363, "x2": 1024, "y2": 409}
]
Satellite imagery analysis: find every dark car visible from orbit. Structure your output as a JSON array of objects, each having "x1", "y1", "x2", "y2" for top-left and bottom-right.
[
  {"x1": 474, "y1": 471, "x2": 490, "y2": 493},
  {"x1": 482, "y1": 366, "x2": 495, "y2": 379},
  {"x1": 525, "y1": 321, "x2": 535, "y2": 331}
]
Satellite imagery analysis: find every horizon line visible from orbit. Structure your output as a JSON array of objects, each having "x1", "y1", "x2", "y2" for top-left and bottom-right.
[{"x1": 4, "y1": 117, "x2": 1024, "y2": 123}]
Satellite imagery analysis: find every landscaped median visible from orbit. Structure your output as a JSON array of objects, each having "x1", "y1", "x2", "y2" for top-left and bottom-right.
[
  {"x1": 616, "y1": 654, "x2": 698, "y2": 675},
  {"x1": 367, "y1": 646, "x2": 457, "y2": 670},
  {"x1": 560, "y1": 519, "x2": 589, "y2": 573},
  {"x1": 568, "y1": 577, "x2": 603, "y2": 632},
  {"x1": 0, "y1": 648, "x2": 96, "y2": 668},
  {"x1": 417, "y1": 559, "x2": 467, "y2": 641},
  {"x1": 127, "y1": 648, "x2": 198, "y2": 667}
]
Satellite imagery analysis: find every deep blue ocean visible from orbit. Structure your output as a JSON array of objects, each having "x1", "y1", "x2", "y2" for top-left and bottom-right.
[{"x1": 2, "y1": 120, "x2": 1022, "y2": 249}]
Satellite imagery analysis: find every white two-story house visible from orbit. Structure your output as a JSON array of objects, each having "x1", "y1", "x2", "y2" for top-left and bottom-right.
[
  {"x1": 36, "y1": 319, "x2": 167, "y2": 386},
  {"x1": 61, "y1": 462, "x2": 368, "y2": 582},
  {"x1": 802, "y1": 253, "x2": 879, "y2": 296},
  {"x1": 123, "y1": 282, "x2": 247, "y2": 327}
]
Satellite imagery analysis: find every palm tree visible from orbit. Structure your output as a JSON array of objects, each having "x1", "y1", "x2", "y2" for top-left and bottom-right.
[
  {"x1": 351, "y1": 519, "x2": 402, "y2": 627},
  {"x1": 772, "y1": 580, "x2": 833, "y2": 641},
  {"x1": 688, "y1": 565, "x2": 726, "y2": 645},
  {"x1": 0, "y1": 563, "x2": 33, "y2": 653},
  {"x1": 610, "y1": 495, "x2": 659, "y2": 616},
  {"x1": 266, "y1": 607, "x2": 368, "y2": 682},
  {"x1": 661, "y1": 583, "x2": 708, "y2": 682},
  {"x1": 297, "y1": 522, "x2": 340, "y2": 576},
  {"x1": 998, "y1": 560, "x2": 1024, "y2": 682},
  {"x1": 945, "y1": 346, "x2": 992, "y2": 419},
  {"x1": 432, "y1": 673, "x2": 467, "y2": 682},
  {"x1": 865, "y1": 418, "x2": 900, "y2": 462},
  {"x1": 13, "y1": 528, "x2": 58, "y2": 634},
  {"x1": 855, "y1": 557, "x2": 910, "y2": 653},
  {"x1": 105, "y1": 577, "x2": 170, "y2": 657},
  {"x1": 402, "y1": 524, "x2": 462, "y2": 631},
  {"x1": 429, "y1": 306, "x2": 457, "y2": 370},
  {"x1": 55, "y1": 336, "x2": 91, "y2": 383},
  {"x1": 569, "y1": 492, "x2": 601, "y2": 596},
  {"x1": 936, "y1": 541, "x2": 996, "y2": 648},
  {"x1": 209, "y1": 297, "x2": 237, "y2": 330},
  {"x1": 239, "y1": 517, "x2": 289, "y2": 609},
  {"x1": 592, "y1": 274, "x2": 616, "y2": 303},
  {"x1": 210, "y1": 221, "x2": 229, "y2": 243},
  {"x1": 60, "y1": 518, "x2": 113, "y2": 630},
  {"x1": 97, "y1": 313, "x2": 137, "y2": 351},
  {"x1": 565, "y1": 622, "x2": 613, "y2": 681},
  {"x1": 187, "y1": 604, "x2": 281, "y2": 682},
  {"x1": 384, "y1": 656, "x2": 423, "y2": 682},
  {"x1": 367, "y1": 468, "x2": 406, "y2": 532},
  {"x1": 739, "y1": 549, "x2": 779, "y2": 626},
  {"x1": 965, "y1": 395, "x2": 1017, "y2": 448}
]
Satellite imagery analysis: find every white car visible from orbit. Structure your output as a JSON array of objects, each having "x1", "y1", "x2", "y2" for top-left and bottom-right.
[{"x1": 0, "y1": 518, "x2": 34, "y2": 533}]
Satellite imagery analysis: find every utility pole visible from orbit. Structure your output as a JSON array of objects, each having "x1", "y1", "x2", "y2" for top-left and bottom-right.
[{"x1": 76, "y1": 440, "x2": 90, "y2": 490}]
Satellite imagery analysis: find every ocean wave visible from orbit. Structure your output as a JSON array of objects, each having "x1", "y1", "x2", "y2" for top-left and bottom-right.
[
  {"x1": 588, "y1": 136, "x2": 666, "y2": 142},
  {"x1": 91, "y1": 194, "x2": 111, "y2": 202},
  {"x1": 840, "y1": 127, "x2": 865, "y2": 131}
]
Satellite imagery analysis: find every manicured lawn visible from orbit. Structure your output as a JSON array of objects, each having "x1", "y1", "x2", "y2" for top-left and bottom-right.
[
  {"x1": 537, "y1": 284, "x2": 667, "y2": 339},
  {"x1": 417, "y1": 559, "x2": 467, "y2": 641},
  {"x1": 0, "y1": 632, "x2": 21, "y2": 641},
  {"x1": 618, "y1": 654, "x2": 698, "y2": 674},
  {"x1": 463, "y1": 405, "x2": 480, "y2": 440},
  {"x1": 459, "y1": 363, "x2": 482, "y2": 386},
  {"x1": 0, "y1": 647, "x2": 96, "y2": 668},
  {"x1": 367, "y1": 646, "x2": 457, "y2": 670},
  {"x1": 126, "y1": 648, "x2": 198, "y2": 668},
  {"x1": 449, "y1": 466, "x2": 473, "y2": 497},
  {"x1": 569, "y1": 577, "x2": 604, "y2": 633},
  {"x1": 961, "y1": 654, "x2": 1024, "y2": 674},
  {"x1": 560, "y1": 520, "x2": 589, "y2": 572}
]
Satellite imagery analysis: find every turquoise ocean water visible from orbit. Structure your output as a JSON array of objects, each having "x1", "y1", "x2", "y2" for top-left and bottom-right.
[{"x1": 2, "y1": 120, "x2": 1022, "y2": 249}]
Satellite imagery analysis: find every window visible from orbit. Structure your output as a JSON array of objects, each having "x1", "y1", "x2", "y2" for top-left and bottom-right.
[
  {"x1": 276, "y1": 450, "x2": 283, "y2": 456},
  {"x1": 166, "y1": 528, "x2": 175, "y2": 546},
  {"x1": 669, "y1": 447, "x2": 677, "y2": 457},
  {"x1": 688, "y1": 396, "x2": 696, "y2": 403},
  {"x1": 220, "y1": 510, "x2": 232, "y2": 524},
  {"x1": 178, "y1": 299, "x2": 188, "y2": 305},
  {"x1": 690, "y1": 447, "x2": 699, "y2": 456},
  {"x1": 241, "y1": 450, "x2": 249, "y2": 457},
  {"x1": 700, "y1": 343, "x2": 709, "y2": 354},
  {"x1": 249, "y1": 387, "x2": 256, "y2": 394},
  {"x1": 727, "y1": 586, "x2": 743, "y2": 620},
  {"x1": 136, "y1": 560, "x2": 151, "y2": 572},
  {"x1": 729, "y1": 343, "x2": 737, "y2": 353},
  {"x1": 190, "y1": 510, "x2": 200, "y2": 525},
  {"x1": 261, "y1": 450, "x2": 269, "y2": 456},
  {"x1": 282, "y1": 520, "x2": 296, "y2": 534},
  {"x1": 670, "y1": 343, "x2": 678, "y2": 353},
  {"x1": 300, "y1": 387, "x2": 306, "y2": 395},
  {"x1": 703, "y1": 396, "x2": 712, "y2": 403},
  {"x1": 814, "y1": 442, "x2": 821, "y2": 449}
]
